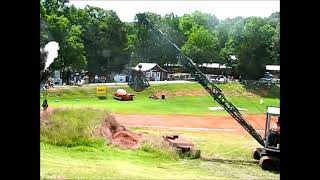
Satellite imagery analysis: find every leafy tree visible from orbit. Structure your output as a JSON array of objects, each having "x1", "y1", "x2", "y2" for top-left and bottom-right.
[
  {"x1": 235, "y1": 17, "x2": 274, "y2": 79},
  {"x1": 64, "y1": 25, "x2": 87, "y2": 70},
  {"x1": 82, "y1": 7, "x2": 129, "y2": 75},
  {"x1": 178, "y1": 14, "x2": 197, "y2": 37},
  {"x1": 181, "y1": 26, "x2": 220, "y2": 65},
  {"x1": 40, "y1": 0, "x2": 280, "y2": 81},
  {"x1": 191, "y1": 11, "x2": 219, "y2": 30}
]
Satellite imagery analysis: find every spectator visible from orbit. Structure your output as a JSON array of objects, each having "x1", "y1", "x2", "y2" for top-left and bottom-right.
[
  {"x1": 95, "y1": 75, "x2": 99, "y2": 83},
  {"x1": 84, "y1": 75, "x2": 89, "y2": 84}
]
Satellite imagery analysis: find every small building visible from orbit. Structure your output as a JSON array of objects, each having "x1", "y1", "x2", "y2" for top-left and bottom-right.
[{"x1": 132, "y1": 63, "x2": 168, "y2": 81}]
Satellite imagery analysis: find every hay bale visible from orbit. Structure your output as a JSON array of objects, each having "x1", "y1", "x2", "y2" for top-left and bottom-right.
[{"x1": 116, "y1": 89, "x2": 127, "y2": 95}]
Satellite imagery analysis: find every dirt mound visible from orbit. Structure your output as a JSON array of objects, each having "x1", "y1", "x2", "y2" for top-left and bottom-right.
[
  {"x1": 112, "y1": 131, "x2": 143, "y2": 149},
  {"x1": 40, "y1": 107, "x2": 55, "y2": 126},
  {"x1": 100, "y1": 114, "x2": 143, "y2": 149}
]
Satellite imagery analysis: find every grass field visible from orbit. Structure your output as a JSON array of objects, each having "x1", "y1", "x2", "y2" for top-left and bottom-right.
[
  {"x1": 40, "y1": 83, "x2": 280, "y2": 179},
  {"x1": 41, "y1": 83, "x2": 280, "y2": 116},
  {"x1": 40, "y1": 108, "x2": 280, "y2": 179}
]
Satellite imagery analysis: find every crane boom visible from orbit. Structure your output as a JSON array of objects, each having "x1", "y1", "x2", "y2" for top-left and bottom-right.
[{"x1": 136, "y1": 13, "x2": 265, "y2": 146}]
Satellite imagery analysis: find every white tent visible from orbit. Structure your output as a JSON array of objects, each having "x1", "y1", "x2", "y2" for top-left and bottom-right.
[
  {"x1": 266, "y1": 65, "x2": 280, "y2": 71},
  {"x1": 200, "y1": 63, "x2": 230, "y2": 69},
  {"x1": 133, "y1": 63, "x2": 167, "y2": 72}
]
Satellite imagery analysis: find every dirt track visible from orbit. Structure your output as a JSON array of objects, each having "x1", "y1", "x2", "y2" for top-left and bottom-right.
[
  {"x1": 113, "y1": 113, "x2": 273, "y2": 135},
  {"x1": 40, "y1": 107, "x2": 273, "y2": 135}
]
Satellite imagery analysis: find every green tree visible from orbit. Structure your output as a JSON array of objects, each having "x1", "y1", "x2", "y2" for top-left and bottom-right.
[
  {"x1": 181, "y1": 26, "x2": 220, "y2": 65},
  {"x1": 82, "y1": 7, "x2": 129, "y2": 75},
  {"x1": 236, "y1": 17, "x2": 275, "y2": 79},
  {"x1": 157, "y1": 13, "x2": 185, "y2": 65},
  {"x1": 64, "y1": 25, "x2": 87, "y2": 70},
  {"x1": 178, "y1": 14, "x2": 197, "y2": 37},
  {"x1": 132, "y1": 12, "x2": 186, "y2": 66},
  {"x1": 42, "y1": 0, "x2": 69, "y2": 16},
  {"x1": 191, "y1": 11, "x2": 219, "y2": 31},
  {"x1": 270, "y1": 24, "x2": 280, "y2": 64},
  {"x1": 45, "y1": 14, "x2": 69, "y2": 70},
  {"x1": 134, "y1": 12, "x2": 163, "y2": 64}
]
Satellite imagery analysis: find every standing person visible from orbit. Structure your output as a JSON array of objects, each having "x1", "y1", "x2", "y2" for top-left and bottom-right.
[
  {"x1": 95, "y1": 75, "x2": 99, "y2": 83},
  {"x1": 84, "y1": 75, "x2": 89, "y2": 84},
  {"x1": 66, "y1": 67, "x2": 72, "y2": 85},
  {"x1": 100, "y1": 76, "x2": 104, "y2": 83},
  {"x1": 42, "y1": 99, "x2": 48, "y2": 111}
]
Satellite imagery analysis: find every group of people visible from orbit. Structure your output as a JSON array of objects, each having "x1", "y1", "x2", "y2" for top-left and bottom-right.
[
  {"x1": 40, "y1": 78, "x2": 54, "y2": 90},
  {"x1": 94, "y1": 75, "x2": 107, "y2": 83}
]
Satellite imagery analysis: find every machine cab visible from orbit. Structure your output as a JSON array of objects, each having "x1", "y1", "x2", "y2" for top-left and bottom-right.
[
  {"x1": 264, "y1": 106, "x2": 280, "y2": 152},
  {"x1": 252, "y1": 106, "x2": 280, "y2": 170}
]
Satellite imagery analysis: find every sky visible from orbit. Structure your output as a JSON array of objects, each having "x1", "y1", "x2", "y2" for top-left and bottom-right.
[{"x1": 68, "y1": 1, "x2": 280, "y2": 22}]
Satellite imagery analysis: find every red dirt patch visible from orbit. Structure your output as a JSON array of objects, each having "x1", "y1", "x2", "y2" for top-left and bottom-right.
[
  {"x1": 152, "y1": 90, "x2": 208, "y2": 97},
  {"x1": 152, "y1": 89, "x2": 256, "y2": 97},
  {"x1": 112, "y1": 131, "x2": 143, "y2": 149},
  {"x1": 100, "y1": 114, "x2": 144, "y2": 149},
  {"x1": 112, "y1": 113, "x2": 270, "y2": 136},
  {"x1": 40, "y1": 107, "x2": 55, "y2": 124}
]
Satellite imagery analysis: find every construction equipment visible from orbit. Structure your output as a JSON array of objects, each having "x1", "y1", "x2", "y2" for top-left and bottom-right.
[
  {"x1": 129, "y1": 13, "x2": 280, "y2": 170},
  {"x1": 128, "y1": 64, "x2": 150, "y2": 92},
  {"x1": 253, "y1": 106, "x2": 280, "y2": 170},
  {"x1": 164, "y1": 135, "x2": 201, "y2": 159}
]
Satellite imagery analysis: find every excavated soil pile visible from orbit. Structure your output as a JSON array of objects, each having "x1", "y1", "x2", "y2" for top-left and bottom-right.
[
  {"x1": 100, "y1": 114, "x2": 144, "y2": 149},
  {"x1": 40, "y1": 107, "x2": 55, "y2": 126}
]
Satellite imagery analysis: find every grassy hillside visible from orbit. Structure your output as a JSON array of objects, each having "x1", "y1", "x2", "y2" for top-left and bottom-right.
[
  {"x1": 40, "y1": 108, "x2": 279, "y2": 179},
  {"x1": 41, "y1": 83, "x2": 280, "y2": 116}
]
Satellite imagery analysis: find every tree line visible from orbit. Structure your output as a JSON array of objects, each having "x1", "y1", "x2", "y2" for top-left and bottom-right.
[{"x1": 40, "y1": 0, "x2": 279, "y2": 80}]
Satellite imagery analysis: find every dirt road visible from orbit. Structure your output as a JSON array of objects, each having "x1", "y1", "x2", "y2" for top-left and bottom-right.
[{"x1": 113, "y1": 113, "x2": 273, "y2": 135}]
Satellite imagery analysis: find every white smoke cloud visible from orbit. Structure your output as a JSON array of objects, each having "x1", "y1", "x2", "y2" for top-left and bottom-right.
[{"x1": 44, "y1": 41, "x2": 60, "y2": 70}]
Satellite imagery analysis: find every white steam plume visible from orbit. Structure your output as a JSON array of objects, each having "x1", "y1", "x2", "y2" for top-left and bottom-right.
[{"x1": 44, "y1": 41, "x2": 60, "y2": 70}]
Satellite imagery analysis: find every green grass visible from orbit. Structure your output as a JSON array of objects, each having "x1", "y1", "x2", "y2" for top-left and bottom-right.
[
  {"x1": 40, "y1": 83, "x2": 280, "y2": 179},
  {"x1": 41, "y1": 108, "x2": 107, "y2": 147},
  {"x1": 41, "y1": 128, "x2": 279, "y2": 179},
  {"x1": 41, "y1": 83, "x2": 280, "y2": 116},
  {"x1": 41, "y1": 108, "x2": 279, "y2": 179}
]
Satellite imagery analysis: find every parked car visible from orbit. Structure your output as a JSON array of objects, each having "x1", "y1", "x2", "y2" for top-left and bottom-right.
[
  {"x1": 210, "y1": 75, "x2": 227, "y2": 84},
  {"x1": 273, "y1": 78, "x2": 280, "y2": 84},
  {"x1": 263, "y1": 72, "x2": 274, "y2": 79},
  {"x1": 217, "y1": 76, "x2": 227, "y2": 83},
  {"x1": 257, "y1": 78, "x2": 275, "y2": 85}
]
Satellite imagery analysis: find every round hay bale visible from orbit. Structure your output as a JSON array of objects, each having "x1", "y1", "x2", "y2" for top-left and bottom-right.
[{"x1": 116, "y1": 89, "x2": 127, "y2": 95}]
